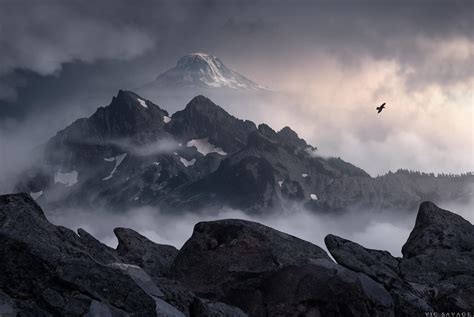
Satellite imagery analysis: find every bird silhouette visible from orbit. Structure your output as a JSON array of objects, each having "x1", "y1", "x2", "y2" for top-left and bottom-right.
[{"x1": 376, "y1": 103, "x2": 386, "y2": 113}]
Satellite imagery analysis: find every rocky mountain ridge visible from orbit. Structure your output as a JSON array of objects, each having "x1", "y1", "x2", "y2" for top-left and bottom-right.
[
  {"x1": 14, "y1": 90, "x2": 473, "y2": 214},
  {"x1": 0, "y1": 193, "x2": 472, "y2": 316}
]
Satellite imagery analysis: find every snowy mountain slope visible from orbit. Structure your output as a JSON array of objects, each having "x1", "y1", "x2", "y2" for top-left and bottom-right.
[{"x1": 148, "y1": 53, "x2": 267, "y2": 91}]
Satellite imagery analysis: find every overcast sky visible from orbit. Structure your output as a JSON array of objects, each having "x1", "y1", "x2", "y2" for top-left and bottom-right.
[{"x1": 0, "y1": 0, "x2": 472, "y2": 176}]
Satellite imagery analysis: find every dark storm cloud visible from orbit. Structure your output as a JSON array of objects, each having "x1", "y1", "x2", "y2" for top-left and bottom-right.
[
  {"x1": 0, "y1": 0, "x2": 472, "y2": 194},
  {"x1": 0, "y1": 0, "x2": 472, "y2": 138},
  {"x1": 1, "y1": 0, "x2": 472, "y2": 105}
]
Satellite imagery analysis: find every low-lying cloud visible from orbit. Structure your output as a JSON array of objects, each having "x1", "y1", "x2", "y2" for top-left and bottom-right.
[
  {"x1": 109, "y1": 138, "x2": 180, "y2": 157},
  {"x1": 45, "y1": 197, "x2": 474, "y2": 258}
]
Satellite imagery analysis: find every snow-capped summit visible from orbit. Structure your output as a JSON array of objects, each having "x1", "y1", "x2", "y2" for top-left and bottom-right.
[{"x1": 150, "y1": 53, "x2": 267, "y2": 90}]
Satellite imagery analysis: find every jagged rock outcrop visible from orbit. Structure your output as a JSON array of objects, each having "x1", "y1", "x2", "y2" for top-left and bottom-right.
[
  {"x1": 402, "y1": 201, "x2": 474, "y2": 257},
  {"x1": 325, "y1": 201, "x2": 474, "y2": 314},
  {"x1": 114, "y1": 227, "x2": 178, "y2": 277},
  {"x1": 0, "y1": 193, "x2": 246, "y2": 316},
  {"x1": 165, "y1": 95, "x2": 257, "y2": 154},
  {"x1": 325, "y1": 235, "x2": 431, "y2": 316},
  {"x1": 400, "y1": 201, "x2": 474, "y2": 311},
  {"x1": 0, "y1": 193, "x2": 157, "y2": 316},
  {"x1": 1, "y1": 193, "x2": 472, "y2": 316}
]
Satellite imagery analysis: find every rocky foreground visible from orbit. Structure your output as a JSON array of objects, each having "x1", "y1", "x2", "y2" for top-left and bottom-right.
[{"x1": 0, "y1": 193, "x2": 473, "y2": 316}]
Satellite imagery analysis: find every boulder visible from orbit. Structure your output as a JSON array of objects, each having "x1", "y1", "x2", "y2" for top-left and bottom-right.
[
  {"x1": 402, "y1": 201, "x2": 474, "y2": 257},
  {"x1": 114, "y1": 227, "x2": 178, "y2": 278},
  {"x1": 399, "y1": 201, "x2": 474, "y2": 311},
  {"x1": 171, "y1": 219, "x2": 396, "y2": 316},
  {"x1": 325, "y1": 234, "x2": 431, "y2": 316},
  {"x1": 171, "y1": 218, "x2": 331, "y2": 297},
  {"x1": 225, "y1": 260, "x2": 394, "y2": 317}
]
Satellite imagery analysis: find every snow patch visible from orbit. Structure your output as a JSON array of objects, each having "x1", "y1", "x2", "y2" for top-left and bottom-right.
[
  {"x1": 179, "y1": 157, "x2": 196, "y2": 167},
  {"x1": 163, "y1": 116, "x2": 171, "y2": 123},
  {"x1": 153, "y1": 162, "x2": 160, "y2": 166},
  {"x1": 103, "y1": 153, "x2": 127, "y2": 180},
  {"x1": 54, "y1": 170, "x2": 78, "y2": 187},
  {"x1": 310, "y1": 194, "x2": 318, "y2": 200},
  {"x1": 30, "y1": 190, "x2": 43, "y2": 200},
  {"x1": 302, "y1": 173, "x2": 309, "y2": 178},
  {"x1": 186, "y1": 138, "x2": 227, "y2": 156},
  {"x1": 278, "y1": 180, "x2": 284, "y2": 187},
  {"x1": 110, "y1": 263, "x2": 141, "y2": 270},
  {"x1": 137, "y1": 98, "x2": 148, "y2": 108}
]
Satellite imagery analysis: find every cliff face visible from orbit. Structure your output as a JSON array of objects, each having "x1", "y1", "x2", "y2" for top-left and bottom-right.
[{"x1": 1, "y1": 193, "x2": 473, "y2": 316}]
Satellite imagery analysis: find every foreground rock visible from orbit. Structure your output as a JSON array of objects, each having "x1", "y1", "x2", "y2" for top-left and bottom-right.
[
  {"x1": 400, "y1": 201, "x2": 474, "y2": 311},
  {"x1": 171, "y1": 219, "x2": 394, "y2": 316},
  {"x1": 1, "y1": 193, "x2": 472, "y2": 316},
  {"x1": 0, "y1": 193, "x2": 243, "y2": 316},
  {"x1": 325, "y1": 235, "x2": 431, "y2": 316},
  {"x1": 0, "y1": 193, "x2": 156, "y2": 316},
  {"x1": 171, "y1": 219, "x2": 331, "y2": 296},
  {"x1": 326, "y1": 201, "x2": 474, "y2": 314},
  {"x1": 115, "y1": 227, "x2": 178, "y2": 277}
]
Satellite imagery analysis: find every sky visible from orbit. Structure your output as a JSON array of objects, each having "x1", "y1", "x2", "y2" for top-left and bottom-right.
[{"x1": 0, "y1": 0, "x2": 473, "y2": 178}]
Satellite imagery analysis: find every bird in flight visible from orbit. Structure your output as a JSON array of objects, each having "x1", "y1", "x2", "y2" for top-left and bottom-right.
[{"x1": 376, "y1": 103, "x2": 386, "y2": 113}]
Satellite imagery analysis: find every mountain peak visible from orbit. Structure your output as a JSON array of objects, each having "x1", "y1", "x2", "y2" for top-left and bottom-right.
[
  {"x1": 185, "y1": 95, "x2": 220, "y2": 112},
  {"x1": 176, "y1": 53, "x2": 221, "y2": 69},
  {"x1": 151, "y1": 53, "x2": 266, "y2": 90}
]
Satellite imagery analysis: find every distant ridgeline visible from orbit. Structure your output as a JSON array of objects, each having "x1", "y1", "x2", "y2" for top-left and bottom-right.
[
  {"x1": 388, "y1": 169, "x2": 473, "y2": 178},
  {"x1": 15, "y1": 90, "x2": 474, "y2": 214}
]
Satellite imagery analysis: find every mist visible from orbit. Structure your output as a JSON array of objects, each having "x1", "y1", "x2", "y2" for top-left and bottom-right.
[{"x1": 45, "y1": 197, "x2": 474, "y2": 258}]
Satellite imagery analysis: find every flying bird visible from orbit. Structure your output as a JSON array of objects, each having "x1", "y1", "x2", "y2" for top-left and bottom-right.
[{"x1": 376, "y1": 103, "x2": 386, "y2": 113}]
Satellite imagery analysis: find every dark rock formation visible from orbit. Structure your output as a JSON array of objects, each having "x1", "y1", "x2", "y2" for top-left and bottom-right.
[
  {"x1": 114, "y1": 227, "x2": 178, "y2": 278},
  {"x1": 400, "y1": 201, "x2": 474, "y2": 311},
  {"x1": 252, "y1": 261, "x2": 394, "y2": 317},
  {"x1": 326, "y1": 201, "x2": 474, "y2": 314},
  {"x1": 171, "y1": 219, "x2": 331, "y2": 296},
  {"x1": 0, "y1": 193, "x2": 157, "y2": 316},
  {"x1": 165, "y1": 95, "x2": 257, "y2": 154},
  {"x1": 170, "y1": 219, "x2": 396, "y2": 316},
  {"x1": 402, "y1": 201, "x2": 474, "y2": 257},
  {"x1": 1, "y1": 194, "x2": 472, "y2": 316},
  {"x1": 325, "y1": 235, "x2": 431, "y2": 316}
]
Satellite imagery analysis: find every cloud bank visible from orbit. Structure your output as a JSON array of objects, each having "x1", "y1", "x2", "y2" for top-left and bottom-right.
[{"x1": 46, "y1": 197, "x2": 474, "y2": 258}]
